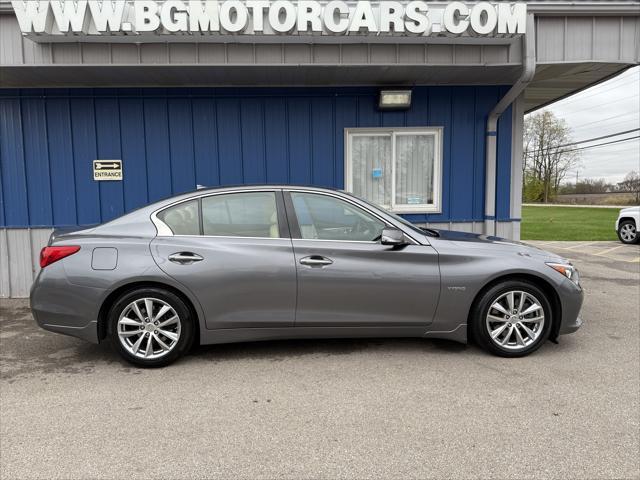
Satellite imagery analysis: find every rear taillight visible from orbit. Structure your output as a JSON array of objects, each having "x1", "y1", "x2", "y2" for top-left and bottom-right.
[{"x1": 40, "y1": 246, "x2": 81, "y2": 268}]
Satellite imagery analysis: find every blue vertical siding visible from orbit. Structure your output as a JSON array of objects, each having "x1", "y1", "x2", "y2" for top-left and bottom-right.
[
  {"x1": 496, "y1": 104, "x2": 514, "y2": 221},
  {"x1": 192, "y1": 98, "x2": 220, "y2": 187},
  {"x1": 143, "y1": 98, "x2": 172, "y2": 203},
  {"x1": 216, "y1": 98, "x2": 243, "y2": 185},
  {"x1": 424, "y1": 87, "x2": 452, "y2": 224},
  {"x1": 240, "y1": 99, "x2": 266, "y2": 184},
  {"x1": 95, "y1": 97, "x2": 125, "y2": 222},
  {"x1": 264, "y1": 98, "x2": 289, "y2": 184},
  {"x1": 450, "y1": 87, "x2": 475, "y2": 222},
  {"x1": 69, "y1": 98, "x2": 100, "y2": 225},
  {"x1": 119, "y1": 98, "x2": 149, "y2": 212},
  {"x1": 21, "y1": 98, "x2": 53, "y2": 226},
  {"x1": 47, "y1": 98, "x2": 77, "y2": 225},
  {"x1": 0, "y1": 87, "x2": 513, "y2": 228},
  {"x1": 311, "y1": 98, "x2": 334, "y2": 188},
  {"x1": 168, "y1": 99, "x2": 197, "y2": 194},
  {"x1": 0, "y1": 97, "x2": 27, "y2": 226}
]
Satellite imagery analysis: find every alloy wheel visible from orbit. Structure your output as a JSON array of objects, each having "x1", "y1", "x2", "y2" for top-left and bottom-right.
[
  {"x1": 620, "y1": 224, "x2": 636, "y2": 243},
  {"x1": 117, "y1": 298, "x2": 182, "y2": 360},
  {"x1": 485, "y1": 290, "x2": 545, "y2": 351}
]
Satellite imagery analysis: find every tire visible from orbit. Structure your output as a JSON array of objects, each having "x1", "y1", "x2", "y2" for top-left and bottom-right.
[
  {"x1": 108, "y1": 287, "x2": 195, "y2": 367},
  {"x1": 617, "y1": 220, "x2": 639, "y2": 244},
  {"x1": 470, "y1": 280, "x2": 553, "y2": 358}
]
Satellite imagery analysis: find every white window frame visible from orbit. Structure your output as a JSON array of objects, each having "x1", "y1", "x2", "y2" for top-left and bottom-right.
[{"x1": 345, "y1": 127, "x2": 443, "y2": 214}]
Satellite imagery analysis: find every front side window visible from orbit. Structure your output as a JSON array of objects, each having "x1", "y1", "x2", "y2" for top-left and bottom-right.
[
  {"x1": 291, "y1": 192, "x2": 385, "y2": 242},
  {"x1": 202, "y1": 192, "x2": 279, "y2": 238},
  {"x1": 346, "y1": 128, "x2": 442, "y2": 213}
]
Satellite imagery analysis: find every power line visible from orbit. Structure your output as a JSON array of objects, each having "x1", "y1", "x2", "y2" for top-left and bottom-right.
[
  {"x1": 528, "y1": 110, "x2": 639, "y2": 130},
  {"x1": 569, "y1": 112, "x2": 640, "y2": 130},
  {"x1": 573, "y1": 119, "x2": 640, "y2": 134},
  {"x1": 553, "y1": 95, "x2": 640, "y2": 117},
  {"x1": 525, "y1": 135, "x2": 639, "y2": 157},
  {"x1": 556, "y1": 70, "x2": 640, "y2": 104},
  {"x1": 559, "y1": 74, "x2": 638, "y2": 97},
  {"x1": 555, "y1": 78, "x2": 640, "y2": 106},
  {"x1": 564, "y1": 128, "x2": 639, "y2": 147},
  {"x1": 565, "y1": 136, "x2": 639, "y2": 153},
  {"x1": 525, "y1": 128, "x2": 639, "y2": 154}
]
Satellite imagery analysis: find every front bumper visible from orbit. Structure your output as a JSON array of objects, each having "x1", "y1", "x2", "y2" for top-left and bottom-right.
[
  {"x1": 556, "y1": 277, "x2": 585, "y2": 337},
  {"x1": 558, "y1": 313, "x2": 583, "y2": 335}
]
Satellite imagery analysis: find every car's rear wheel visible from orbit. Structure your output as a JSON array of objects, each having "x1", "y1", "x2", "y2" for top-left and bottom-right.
[
  {"x1": 471, "y1": 281, "x2": 552, "y2": 357},
  {"x1": 108, "y1": 288, "x2": 194, "y2": 367},
  {"x1": 617, "y1": 220, "x2": 638, "y2": 244}
]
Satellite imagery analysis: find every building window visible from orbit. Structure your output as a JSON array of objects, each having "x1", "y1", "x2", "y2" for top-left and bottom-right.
[{"x1": 345, "y1": 128, "x2": 443, "y2": 213}]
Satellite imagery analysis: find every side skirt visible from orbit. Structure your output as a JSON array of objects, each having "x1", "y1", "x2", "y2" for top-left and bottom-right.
[
  {"x1": 423, "y1": 323, "x2": 467, "y2": 344},
  {"x1": 199, "y1": 325, "x2": 468, "y2": 346}
]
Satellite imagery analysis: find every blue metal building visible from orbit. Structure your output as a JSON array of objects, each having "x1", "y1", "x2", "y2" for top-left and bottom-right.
[{"x1": 0, "y1": 86, "x2": 514, "y2": 228}]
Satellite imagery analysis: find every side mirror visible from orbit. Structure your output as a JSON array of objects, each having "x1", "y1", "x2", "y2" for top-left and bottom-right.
[{"x1": 381, "y1": 228, "x2": 407, "y2": 246}]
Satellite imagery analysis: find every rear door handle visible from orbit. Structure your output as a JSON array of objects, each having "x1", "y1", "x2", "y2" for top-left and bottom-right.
[
  {"x1": 300, "y1": 256, "x2": 333, "y2": 267},
  {"x1": 168, "y1": 252, "x2": 204, "y2": 265}
]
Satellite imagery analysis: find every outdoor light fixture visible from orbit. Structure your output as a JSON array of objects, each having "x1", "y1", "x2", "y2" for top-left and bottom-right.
[{"x1": 378, "y1": 90, "x2": 412, "y2": 110}]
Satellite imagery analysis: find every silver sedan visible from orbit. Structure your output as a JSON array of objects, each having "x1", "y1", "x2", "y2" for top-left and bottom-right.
[{"x1": 30, "y1": 186, "x2": 583, "y2": 367}]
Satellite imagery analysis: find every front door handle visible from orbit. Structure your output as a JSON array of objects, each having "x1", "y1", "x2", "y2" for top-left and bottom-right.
[
  {"x1": 168, "y1": 252, "x2": 204, "y2": 265},
  {"x1": 300, "y1": 256, "x2": 333, "y2": 267}
]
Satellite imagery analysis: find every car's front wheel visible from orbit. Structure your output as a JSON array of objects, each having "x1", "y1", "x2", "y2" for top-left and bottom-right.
[
  {"x1": 471, "y1": 281, "x2": 552, "y2": 357},
  {"x1": 108, "y1": 288, "x2": 195, "y2": 367},
  {"x1": 617, "y1": 220, "x2": 639, "y2": 244}
]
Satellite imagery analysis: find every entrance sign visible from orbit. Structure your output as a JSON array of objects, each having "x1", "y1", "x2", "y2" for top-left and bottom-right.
[
  {"x1": 13, "y1": 1, "x2": 527, "y2": 41},
  {"x1": 93, "y1": 160, "x2": 123, "y2": 181}
]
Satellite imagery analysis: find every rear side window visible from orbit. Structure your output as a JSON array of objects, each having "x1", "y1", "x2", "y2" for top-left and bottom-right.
[
  {"x1": 157, "y1": 200, "x2": 200, "y2": 235},
  {"x1": 202, "y1": 192, "x2": 279, "y2": 238}
]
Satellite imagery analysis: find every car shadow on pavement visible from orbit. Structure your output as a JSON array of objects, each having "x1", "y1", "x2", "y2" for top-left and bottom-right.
[
  {"x1": 187, "y1": 337, "x2": 468, "y2": 364},
  {"x1": 1, "y1": 300, "x2": 468, "y2": 379}
]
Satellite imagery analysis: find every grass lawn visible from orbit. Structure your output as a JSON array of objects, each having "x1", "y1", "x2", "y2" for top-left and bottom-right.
[{"x1": 521, "y1": 206, "x2": 619, "y2": 241}]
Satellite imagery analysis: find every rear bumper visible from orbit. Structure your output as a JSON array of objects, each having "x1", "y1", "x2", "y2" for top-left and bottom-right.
[
  {"x1": 32, "y1": 310, "x2": 99, "y2": 343},
  {"x1": 30, "y1": 264, "x2": 102, "y2": 344}
]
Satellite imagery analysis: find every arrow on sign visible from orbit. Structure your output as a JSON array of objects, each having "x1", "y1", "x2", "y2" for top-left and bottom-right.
[{"x1": 95, "y1": 162, "x2": 120, "y2": 170}]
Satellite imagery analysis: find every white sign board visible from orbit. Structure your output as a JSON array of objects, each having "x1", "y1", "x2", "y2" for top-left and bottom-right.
[
  {"x1": 93, "y1": 160, "x2": 123, "y2": 181},
  {"x1": 12, "y1": 1, "x2": 527, "y2": 41}
]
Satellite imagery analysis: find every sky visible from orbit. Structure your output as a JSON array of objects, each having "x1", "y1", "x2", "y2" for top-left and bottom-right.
[{"x1": 527, "y1": 65, "x2": 640, "y2": 185}]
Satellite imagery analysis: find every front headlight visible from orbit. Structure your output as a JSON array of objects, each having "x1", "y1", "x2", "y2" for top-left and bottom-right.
[{"x1": 546, "y1": 262, "x2": 580, "y2": 286}]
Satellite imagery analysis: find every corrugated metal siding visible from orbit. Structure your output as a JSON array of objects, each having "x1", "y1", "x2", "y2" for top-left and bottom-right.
[
  {"x1": 0, "y1": 14, "x2": 520, "y2": 68},
  {"x1": 3, "y1": 12, "x2": 638, "y2": 68},
  {"x1": 536, "y1": 15, "x2": 640, "y2": 63},
  {"x1": 0, "y1": 86, "x2": 513, "y2": 230},
  {"x1": 0, "y1": 227, "x2": 52, "y2": 298}
]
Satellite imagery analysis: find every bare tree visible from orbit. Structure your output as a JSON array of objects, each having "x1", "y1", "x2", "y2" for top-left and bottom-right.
[
  {"x1": 523, "y1": 111, "x2": 580, "y2": 203},
  {"x1": 617, "y1": 171, "x2": 640, "y2": 203}
]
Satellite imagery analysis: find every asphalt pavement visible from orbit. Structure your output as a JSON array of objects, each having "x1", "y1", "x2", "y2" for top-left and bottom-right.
[{"x1": 1, "y1": 241, "x2": 639, "y2": 479}]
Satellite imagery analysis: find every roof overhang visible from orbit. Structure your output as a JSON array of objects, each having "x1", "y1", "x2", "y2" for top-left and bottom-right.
[{"x1": 0, "y1": 1, "x2": 638, "y2": 111}]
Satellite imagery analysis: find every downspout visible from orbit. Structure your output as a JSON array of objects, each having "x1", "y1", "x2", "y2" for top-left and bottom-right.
[{"x1": 485, "y1": 13, "x2": 536, "y2": 237}]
